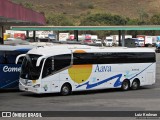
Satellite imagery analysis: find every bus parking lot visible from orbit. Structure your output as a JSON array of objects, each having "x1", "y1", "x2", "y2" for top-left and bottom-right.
[{"x1": 0, "y1": 52, "x2": 160, "y2": 118}]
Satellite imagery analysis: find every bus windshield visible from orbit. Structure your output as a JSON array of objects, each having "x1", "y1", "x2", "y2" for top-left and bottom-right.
[{"x1": 20, "y1": 54, "x2": 43, "y2": 80}]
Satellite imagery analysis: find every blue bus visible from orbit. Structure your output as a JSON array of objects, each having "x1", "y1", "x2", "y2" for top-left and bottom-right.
[{"x1": 0, "y1": 45, "x2": 34, "y2": 89}]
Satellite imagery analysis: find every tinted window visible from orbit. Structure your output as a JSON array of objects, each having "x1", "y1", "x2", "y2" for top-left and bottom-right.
[
  {"x1": 0, "y1": 51, "x2": 5, "y2": 64},
  {"x1": 42, "y1": 54, "x2": 71, "y2": 78},
  {"x1": 73, "y1": 53, "x2": 94, "y2": 65},
  {"x1": 0, "y1": 51, "x2": 27, "y2": 64},
  {"x1": 6, "y1": 51, "x2": 18, "y2": 64},
  {"x1": 0, "y1": 51, "x2": 24, "y2": 64},
  {"x1": 73, "y1": 52, "x2": 155, "y2": 65}
]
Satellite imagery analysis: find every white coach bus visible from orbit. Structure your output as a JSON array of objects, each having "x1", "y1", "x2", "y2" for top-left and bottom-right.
[{"x1": 16, "y1": 45, "x2": 156, "y2": 95}]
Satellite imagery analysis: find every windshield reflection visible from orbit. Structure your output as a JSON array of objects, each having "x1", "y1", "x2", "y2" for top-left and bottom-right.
[{"x1": 20, "y1": 54, "x2": 43, "y2": 80}]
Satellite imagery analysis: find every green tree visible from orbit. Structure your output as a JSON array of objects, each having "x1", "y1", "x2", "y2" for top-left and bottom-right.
[
  {"x1": 137, "y1": 8, "x2": 149, "y2": 25},
  {"x1": 80, "y1": 13, "x2": 127, "y2": 26},
  {"x1": 137, "y1": 8, "x2": 149, "y2": 21},
  {"x1": 126, "y1": 18, "x2": 139, "y2": 25},
  {"x1": 79, "y1": 13, "x2": 129, "y2": 38},
  {"x1": 150, "y1": 14, "x2": 160, "y2": 25}
]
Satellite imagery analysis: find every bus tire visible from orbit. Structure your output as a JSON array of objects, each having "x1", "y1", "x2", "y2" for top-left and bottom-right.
[
  {"x1": 131, "y1": 79, "x2": 140, "y2": 90},
  {"x1": 60, "y1": 83, "x2": 72, "y2": 96},
  {"x1": 121, "y1": 80, "x2": 130, "y2": 91}
]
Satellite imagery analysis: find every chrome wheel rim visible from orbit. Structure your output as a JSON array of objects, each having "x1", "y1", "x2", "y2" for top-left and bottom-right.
[
  {"x1": 123, "y1": 82, "x2": 128, "y2": 90},
  {"x1": 62, "y1": 86, "x2": 69, "y2": 94},
  {"x1": 132, "y1": 82, "x2": 138, "y2": 88}
]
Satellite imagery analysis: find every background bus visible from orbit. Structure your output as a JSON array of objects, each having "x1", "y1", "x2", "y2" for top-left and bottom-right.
[
  {"x1": 17, "y1": 45, "x2": 156, "y2": 95},
  {"x1": 0, "y1": 45, "x2": 34, "y2": 89}
]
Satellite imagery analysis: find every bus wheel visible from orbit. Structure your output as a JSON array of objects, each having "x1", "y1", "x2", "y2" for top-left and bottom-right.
[
  {"x1": 131, "y1": 79, "x2": 140, "y2": 90},
  {"x1": 60, "y1": 83, "x2": 71, "y2": 96},
  {"x1": 121, "y1": 80, "x2": 130, "y2": 91}
]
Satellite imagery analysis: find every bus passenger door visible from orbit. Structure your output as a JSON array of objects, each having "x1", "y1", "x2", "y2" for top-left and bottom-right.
[
  {"x1": 42, "y1": 53, "x2": 72, "y2": 93},
  {"x1": 41, "y1": 57, "x2": 60, "y2": 93}
]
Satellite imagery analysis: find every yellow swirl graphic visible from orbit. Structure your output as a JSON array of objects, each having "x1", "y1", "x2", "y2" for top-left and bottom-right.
[{"x1": 68, "y1": 50, "x2": 92, "y2": 84}]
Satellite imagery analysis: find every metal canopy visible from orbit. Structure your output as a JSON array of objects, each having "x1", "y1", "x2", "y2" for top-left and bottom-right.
[{"x1": 11, "y1": 25, "x2": 160, "y2": 31}]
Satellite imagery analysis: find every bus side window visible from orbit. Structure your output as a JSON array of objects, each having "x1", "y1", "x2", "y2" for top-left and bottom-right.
[
  {"x1": 0, "y1": 51, "x2": 5, "y2": 64},
  {"x1": 6, "y1": 51, "x2": 24, "y2": 64},
  {"x1": 73, "y1": 53, "x2": 94, "y2": 65},
  {"x1": 54, "y1": 54, "x2": 71, "y2": 71},
  {"x1": 5, "y1": 51, "x2": 16, "y2": 64},
  {"x1": 42, "y1": 54, "x2": 71, "y2": 78},
  {"x1": 42, "y1": 58, "x2": 52, "y2": 78}
]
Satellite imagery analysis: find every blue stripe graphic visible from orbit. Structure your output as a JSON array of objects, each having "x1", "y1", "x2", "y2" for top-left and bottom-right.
[
  {"x1": 76, "y1": 74, "x2": 122, "y2": 89},
  {"x1": 1, "y1": 79, "x2": 18, "y2": 88},
  {"x1": 76, "y1": 63, "x2": 154, "y2": 89}
]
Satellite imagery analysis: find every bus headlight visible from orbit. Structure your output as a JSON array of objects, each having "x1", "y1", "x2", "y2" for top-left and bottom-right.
[{"x1": 33, "y1": 84, "x2": 40, "y2": 88}]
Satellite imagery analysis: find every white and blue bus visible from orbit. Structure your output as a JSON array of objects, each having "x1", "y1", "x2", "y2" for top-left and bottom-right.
[
  {"x1": 16, "y1": 45, "x2": 156, "y2": 95},
  {"x1": 0, "y1": 45, "x2": 34, "y2": 89}
]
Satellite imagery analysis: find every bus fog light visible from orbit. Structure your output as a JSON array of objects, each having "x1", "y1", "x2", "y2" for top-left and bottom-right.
[{"x1": 33, "y1": 84, "x2": 40, "y2": 88}]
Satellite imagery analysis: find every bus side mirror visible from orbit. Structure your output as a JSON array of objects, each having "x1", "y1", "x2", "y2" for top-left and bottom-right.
[{"x1": 15, "y1": 54, "x2": 26, "y2": 64}]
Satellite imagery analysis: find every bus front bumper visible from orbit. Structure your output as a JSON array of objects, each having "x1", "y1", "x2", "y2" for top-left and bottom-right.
[{"x1": 19, "y1": 82, "x2": 40, "y2": 93}]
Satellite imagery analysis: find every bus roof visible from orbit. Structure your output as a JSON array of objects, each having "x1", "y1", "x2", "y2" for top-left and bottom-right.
[
  {"x1": 27, "y1": 45, "x2": 155, "y2": 57},
  {"x1": 0, "y1": 45, "x2": 35, "y2": 51}
]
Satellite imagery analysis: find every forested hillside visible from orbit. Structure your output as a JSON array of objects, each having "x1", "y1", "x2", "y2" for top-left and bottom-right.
[{"x1": 10, "y1": 0, "x2": 160, "y2": 36}]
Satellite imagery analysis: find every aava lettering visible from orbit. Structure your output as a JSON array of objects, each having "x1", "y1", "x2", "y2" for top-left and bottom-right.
[{"x1": 95, "y1": 65, "x2": 111, "y2": 72}]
